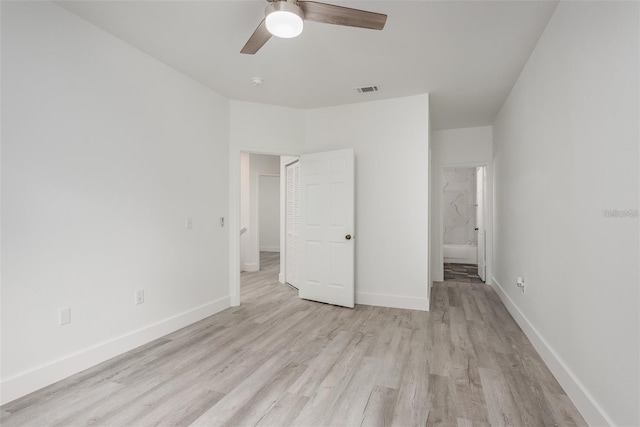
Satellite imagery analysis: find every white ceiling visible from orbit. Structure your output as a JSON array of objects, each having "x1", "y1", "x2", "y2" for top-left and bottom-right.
[{"x1": 55, "y1": 0, "x2": 558, "y2": 130}]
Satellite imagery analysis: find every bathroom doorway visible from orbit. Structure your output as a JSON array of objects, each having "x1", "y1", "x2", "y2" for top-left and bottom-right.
[{"x1": 441, "y1": 166, "x2": 486, "y2": 283}]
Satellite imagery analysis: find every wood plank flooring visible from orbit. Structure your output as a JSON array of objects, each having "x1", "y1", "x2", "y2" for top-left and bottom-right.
[{"x1": 1, "y1": 252, "x2": 586, "y2": 426}]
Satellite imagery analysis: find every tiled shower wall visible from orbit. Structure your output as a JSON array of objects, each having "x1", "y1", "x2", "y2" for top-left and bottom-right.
[{"x1": 442, "y1": 167, "x2": 477, "y2": 246}]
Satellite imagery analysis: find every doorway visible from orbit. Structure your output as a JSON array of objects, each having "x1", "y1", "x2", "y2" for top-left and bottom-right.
[
  {"x1": 238, "y1": 152, "x2": 300, "y2": 303},
  {"x1": 284, "y1": 159, "x2": 300, "y2": 289},
  {"x1": 440, "y1": 165, "x2": 487, "y2": 283},
  {"x1": 239, "y1": 153, "x2": 281, "y2": 286},
  {"x1": 232, "y1": 149, "x2": 356, "y2": 308}
]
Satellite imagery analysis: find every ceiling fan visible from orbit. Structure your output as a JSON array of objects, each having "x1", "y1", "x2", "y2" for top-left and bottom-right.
[{"x1": 241, "y1": 0, "x2": 387, "y2": 54}]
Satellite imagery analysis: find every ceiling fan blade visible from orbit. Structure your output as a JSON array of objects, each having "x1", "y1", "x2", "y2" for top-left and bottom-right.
[
  {"x1": 298, "y1": 1, "x2": 387, "y2": 30},
  {"x1": 241, "y1": 19, "x2": 272, "y2": 54}
]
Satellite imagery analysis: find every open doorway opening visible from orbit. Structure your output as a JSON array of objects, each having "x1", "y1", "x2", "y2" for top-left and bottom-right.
[
  {"x1": 232, "y1": 148, "x2": 355, "y2": 308},
  {"x1": 239, "y1": 153, "x2": 281, "y2": 297},
  {"x1": 441, "y1": 166, "x2": 487, "y2": 283},
  {"x1": 239, "y1": 152, "x2": 300, "y2": 301},
  {"x1": 239, "y1": 153, "x2": 280, "y2": 272}
]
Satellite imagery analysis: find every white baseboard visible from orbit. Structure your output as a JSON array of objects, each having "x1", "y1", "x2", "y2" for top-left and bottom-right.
[
  {"x1": 356, "y1": 291, "x2": 429, "y2": 312},
  {"x1": 444, "y1": 256, "x2": 476, "y2": 265},
  {"x1": 490, "y1": 277, "x2": 611, "y2": 427},
  {"x1": 241, "y1": 263, "x2": 258, "y2": 272},
  {"x1": 0, "y1": 296, "x2": 230, "y2": 405},
  {"x1": 259, "y1": 247, "x2": 280, "y2": 253},
  {"x1": 278, "y1": 273, "x2": 285, "y2": 284}
]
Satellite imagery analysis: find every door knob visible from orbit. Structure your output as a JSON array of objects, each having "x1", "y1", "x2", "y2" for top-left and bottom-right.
[
  {"x1": 474, "y1": 228, "x2": 479, "y2": 231},
  {"x1": 345, "y1": 234, "x2": 352, "y2": 240}
]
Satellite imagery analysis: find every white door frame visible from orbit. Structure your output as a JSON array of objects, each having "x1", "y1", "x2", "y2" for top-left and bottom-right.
[
  {"x1": 230, "y1": 148, "x2": 300, "y2": 306},
  {"x1": 434, "y1": 161, "x2": 493, "y2": 285},
  {"x1": 283, "y1": 158, "x2": 300, "y2": 288}
]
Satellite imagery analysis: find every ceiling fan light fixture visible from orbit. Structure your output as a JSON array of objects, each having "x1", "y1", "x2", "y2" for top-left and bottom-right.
[{"x1": 265, "y1": 2, "x2": 304, "y2": 39}]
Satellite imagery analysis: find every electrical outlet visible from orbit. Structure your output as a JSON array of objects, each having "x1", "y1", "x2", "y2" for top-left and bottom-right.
[
  {"x1": 59, "y1": 307, "x2": 71, "y2": 325},
  {"x1": 186, "y1": 216, "x2": 193, "y2": 229},
  {"x1": 516, "y1": 277, "x2": 525, "y2": 293},
  {"x1": 135, "y1": 289, "x2": 144, "y2": 305},
  {"x1": 220, "y1": 217, "x2": 225, "y2": 227}
]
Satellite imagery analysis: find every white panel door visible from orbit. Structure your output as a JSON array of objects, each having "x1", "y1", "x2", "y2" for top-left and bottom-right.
[
  {"x1": 285, "y1": 161, "x2": 300, "y2": 288},
  {"x1": 476, "y1": 166, "x2": 486, "y2": 281},
  {"x1": 299, "y1": 149, "x2": 354, "y2": 308}
]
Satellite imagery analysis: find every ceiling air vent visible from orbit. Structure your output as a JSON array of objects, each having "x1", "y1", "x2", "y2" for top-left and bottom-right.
[{"x1": 355, "y1": 85, "x2": 379, "y2": 94}]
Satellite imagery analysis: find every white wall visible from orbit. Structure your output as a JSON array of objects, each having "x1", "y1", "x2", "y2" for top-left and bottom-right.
[
  {"x1": 241, "y1": 154, "x2": 280, "y2": 271},
  {"x1": 229, "y1": 101, "x2": 307, "y2": 155},
  {"x1": 431, "y1": 126, "x2": 492, "y2": 281},
  {"x1": 492, "y1": 2, "x2": 639, "y2": 426},
  {"x1": 1, "y1": 1, "x2": 230, "y2": 404},
  {"x1": 305, "y1": 95, "x2": 431, "y2": 310},
  {"x1": 239, "y1": 152, "x2": 251, "y2": 269},
  {"x1": 229, "y1": 102, "x2": 306, "y2": 304},
  {"x1": 432, "y1": 126, "x2": 493, "y2": 165},
  {"x1": 259, "y1": 176, "x2": 280, "y2": 252}
]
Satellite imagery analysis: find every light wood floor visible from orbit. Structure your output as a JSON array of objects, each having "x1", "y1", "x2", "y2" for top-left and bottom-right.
[{"x1": 1, "y1": 252, "x2": 586, "y2": 426}]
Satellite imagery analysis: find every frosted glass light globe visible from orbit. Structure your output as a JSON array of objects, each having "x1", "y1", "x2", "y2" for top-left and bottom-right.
[{"x1": 265, "y1": 3, "x2": 304, "y2": 38}]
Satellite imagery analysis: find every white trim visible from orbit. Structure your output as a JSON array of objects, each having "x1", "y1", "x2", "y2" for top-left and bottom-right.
[
  {"x1": 259, "y1": 246, "x2": 280, "y2": 253},
  {"x1": 356, "y1": 292, "x2": 429, "y2": 312},
  {"x1": 0, "y1": 296, "x2": 230, "y2": 406},
  {"x1": 241, "y1": 263, "x2": 259, "y2": 272},
  {"x1": 444, "y1": 257, "x2": 476, "y2": 264},
  {"x1": 491, "y1": 277, "x2": 612, "y2": 427},
  {"x1": 284, "y1": 158, "x2": 300, "y2": 168},
  {"x1": 427, "y1": 145, "x2": 433, "y2": 301},
  {"x1": 282, "y1": 158, "x2": 300, "y2": 289}
]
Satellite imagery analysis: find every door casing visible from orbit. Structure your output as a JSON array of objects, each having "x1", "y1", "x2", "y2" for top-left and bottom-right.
[
  {"x1": 434, "y1": 161, "x2": 493, "y2": 286},
  {"x1": 230, "y1": 148, "x2": 300, "y2": 306}
]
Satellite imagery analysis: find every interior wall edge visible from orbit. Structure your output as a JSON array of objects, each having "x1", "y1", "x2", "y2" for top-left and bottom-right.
[
  {"x1": 241, "y1": 263, "x2": 259, "y2": 272},
  {"x1": 0, "y1": 296, "x2": 230, "y2": 406},
  {"x1": 490, "y1": 277, "x2": 612, "y2": 427},
  {"x1": 355, "y1": 292, "x2": 429, "y2": 312}
]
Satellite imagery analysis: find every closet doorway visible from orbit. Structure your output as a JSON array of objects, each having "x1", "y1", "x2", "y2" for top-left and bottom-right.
[{"x1": 284, "y1": 159, "x2": 300, "y2": 289}]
